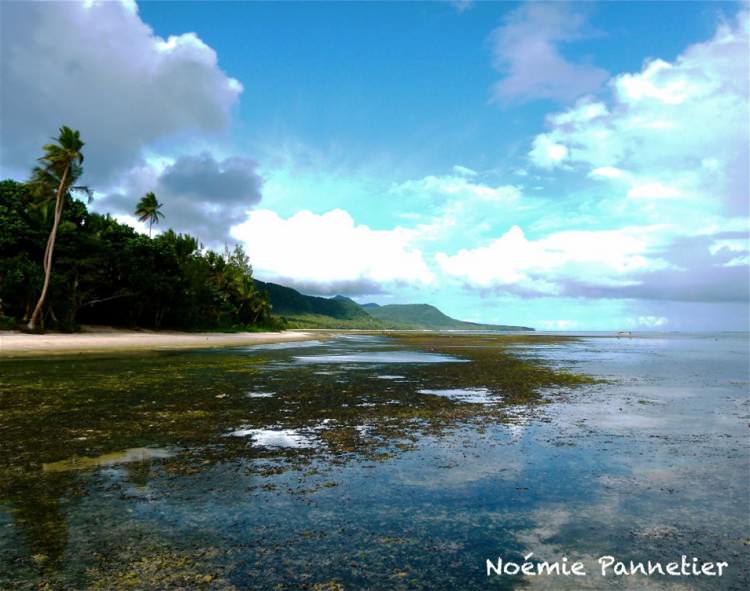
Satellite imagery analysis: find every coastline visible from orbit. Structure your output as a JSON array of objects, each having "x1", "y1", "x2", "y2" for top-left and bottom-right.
[{"x1": 0, "y1": 326, "x2": 317, "y2": 358}]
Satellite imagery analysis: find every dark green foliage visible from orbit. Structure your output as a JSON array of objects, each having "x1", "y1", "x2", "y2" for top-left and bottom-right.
[
  {"x1": 0, "y1": 180, "x2": 272, "y2": 331},
  {"x1": 253, "y1": 279, "x2": 373, "y2": 320},
  {"x1": 0, "y1": 180, "x2": 45, "y2": 323},
  {"x1": 280, "y1": 313, "x2": 388, "y2": 329}
]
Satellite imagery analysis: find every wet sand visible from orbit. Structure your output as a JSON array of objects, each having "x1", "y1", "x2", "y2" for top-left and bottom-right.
[{"x1": 0, "y1": 327, "x2": 316, "y2": 357}]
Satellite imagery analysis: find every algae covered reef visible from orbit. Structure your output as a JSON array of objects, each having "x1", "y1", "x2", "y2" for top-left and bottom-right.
[
  {"x1": 0, "y1": 333, "x2": 594, "y2": 474},
  {"x1": 7, "y1": 333, "x2": 747, "y2": 590},
  {"x1": 0, "y1": 332, "x2": 596, "y2": 589}
]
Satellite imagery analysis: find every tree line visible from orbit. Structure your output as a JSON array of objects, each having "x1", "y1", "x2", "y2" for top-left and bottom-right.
[{"x1": 0, "y1": 126, "x2": 275, "y2": 332}]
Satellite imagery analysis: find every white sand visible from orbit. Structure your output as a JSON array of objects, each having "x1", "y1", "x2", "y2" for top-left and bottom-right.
[{"x1": 0, "y1": 326, "x2": 317, "y2": 357}]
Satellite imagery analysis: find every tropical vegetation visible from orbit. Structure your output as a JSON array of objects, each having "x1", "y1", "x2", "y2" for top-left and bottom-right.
[
  {"x1": 0, "y1": 127, "x2": 274, "y2": 332},
  {"x1": 24, "y1": 126, "x2": 90, "y2": 330},
  {"x1": 134, "y1": 191, "x2": 164, "y2": 237}
]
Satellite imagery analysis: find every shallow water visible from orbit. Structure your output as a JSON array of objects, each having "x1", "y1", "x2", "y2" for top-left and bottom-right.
[
  {"x1": 292, "y1": 351, "x2": 466, "y2": 364},
  {"x1": 0, "y1": 332, "x2": 747, "y2": 590}
]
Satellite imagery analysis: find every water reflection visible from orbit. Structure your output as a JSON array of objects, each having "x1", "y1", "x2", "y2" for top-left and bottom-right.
[
  {"x1": 42, "y1": 447, "x2": 174, "y2": 472},
  {"x1": 245, "y1": 390, "x2": 274, "y2": 398},
  {"x1": 227, "y1": 427, "x2": 317, "y2": 448},
  {"x1": 418, "y1": 387, "x2": 496, "y2": 404},
  {"x1": 292, "y1": 350, "x2": 466, "y2": 364}
]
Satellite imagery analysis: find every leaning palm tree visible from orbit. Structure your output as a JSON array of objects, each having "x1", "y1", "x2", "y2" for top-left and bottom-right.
[
  {"x1": 135, "y1": 192, "x2": 164, "y2": 237},
  {"x1": 27, "y1": 126, "x2": 90, "y2": 331}
]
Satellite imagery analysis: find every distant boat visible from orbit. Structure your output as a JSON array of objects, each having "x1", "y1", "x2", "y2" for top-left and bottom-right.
[{"x1": 616, "y1": 331, "x2": 632, "y2": 337}]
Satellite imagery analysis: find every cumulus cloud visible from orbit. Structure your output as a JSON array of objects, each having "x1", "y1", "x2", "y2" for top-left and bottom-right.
[
  {"x1": 436, "y1": 225, "x2": 670, "y2": 296},
  {"x1": 440, "y1": 226, "x2": 748, "y2": 303},
  {"x1": 99, "y1": 152, "x2": 263, "y2": 243},
  {"x1": 386, "y1": 171, "x2": 527, "y2": 248},
  {"x1": 230, "y1": 209, "x2": 435, "y2": 295},
  {"x1": 567, "y1": 232, "x2": 750, "y2": 303},
  {"x1": 159, "y1": 153, "x2": 262, "y2": 203},
  {"x1": 528, "y1": 135, "x2": 569, "y2": 169},
  {"x1": 490, "y1": 2, "x2": 608, "y2": 104},
  {"x1": 0, "y1": 0, "x2": 242, "y2": 183},
  {"x1": 528, "y1": 7, "x2": 749, "y2": 215}
]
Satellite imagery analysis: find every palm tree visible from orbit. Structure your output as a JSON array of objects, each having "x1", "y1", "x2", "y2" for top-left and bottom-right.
[
  {"x1": 135, "y1": 192, "x2": 164, "y2": 237},
  {"x1": 27, "y1": 126, "x2": 89, "y2": 331}
]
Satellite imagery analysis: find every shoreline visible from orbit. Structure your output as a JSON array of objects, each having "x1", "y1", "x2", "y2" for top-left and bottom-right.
[{"x1": 0, "y1": 327, "x2": 318, "y2": 358}]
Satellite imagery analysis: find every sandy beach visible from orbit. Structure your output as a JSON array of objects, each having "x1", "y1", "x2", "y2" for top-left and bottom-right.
[{"x1": 0, "y1": 326, "x2": 316, "y2": 357}]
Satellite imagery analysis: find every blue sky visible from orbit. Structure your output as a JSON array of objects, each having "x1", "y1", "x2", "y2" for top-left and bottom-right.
[
  {"x1": 138, "y1": 0, "x2": 722, "y2": 173},
  {"x1": 1, "y1": 1, "x2": 748, "y2": 330}
]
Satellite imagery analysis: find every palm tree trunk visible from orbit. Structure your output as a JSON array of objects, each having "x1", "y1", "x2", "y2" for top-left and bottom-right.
[{"x1": 27, "y1": 165, "x2": 70, "y2": 331}]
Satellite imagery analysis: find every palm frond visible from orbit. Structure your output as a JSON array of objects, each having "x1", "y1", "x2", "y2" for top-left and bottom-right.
[{"x1": 71, "y1": 185, "x2": 93, "y2": 203}]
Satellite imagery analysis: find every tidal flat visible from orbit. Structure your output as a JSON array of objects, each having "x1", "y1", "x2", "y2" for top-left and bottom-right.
[{"x1": 0, "y1": 332, "x2": 747, "y2": 590}]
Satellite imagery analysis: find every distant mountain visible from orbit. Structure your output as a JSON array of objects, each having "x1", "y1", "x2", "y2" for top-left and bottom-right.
[
  {"x1": 254, "y1": 279, "x2": 532, "y2": 331},
  {"x1": 364, "y1": 303, "x2": 532, "y2": 331},
  {"x1": 253, "y1": 280, "x2": 371, "y2": 321}
]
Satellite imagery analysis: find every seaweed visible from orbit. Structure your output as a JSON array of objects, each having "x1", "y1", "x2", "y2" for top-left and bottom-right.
[{"x1": 0, "y1": 332, "x2": 596, "y2": 589}]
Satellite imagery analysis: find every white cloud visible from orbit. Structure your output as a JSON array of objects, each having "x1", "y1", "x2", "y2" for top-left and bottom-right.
[
  {"x1": 452, "y1": 165, "x2": 478, "y2": 178},
  {"x1": 391, "y1": 174, "x2": 522, "y2": 203},
  {"x1": 386, "y1": 172, "x2": 527, "y2": 250},
  {"x1": 529, "y1": 136, "x2": 569, "y2": 169},
  {"x1": 626, "y1": 181, "x2": 682, "y2": 200},
  {"x1": 588, "y1": 166, "x2": 627, "y2": 180},
  {"x1": 490, "y1": 2, "x2": 608, "y2": 104},
  {"x1": 436, "y1": 225, "x2": 669, "y2": 295},
  {"x1": 528, "y1": 7, "x2": 749, "y2": 215},
  {"x1": 635, "y1": 315, "x2": 668, "y2": 328},
  {"x1": 230, "y1": 209, "x2": 435, "y2": 294},
  {"x1": 1, "y1": 0, "x2": 242, "y2": 182},
  {"x1": 709, "y1": 237, "x2": 750, "y2": 267},
  {"x1": 110, "y1": 213, "x2": 151, "y2": 236}
]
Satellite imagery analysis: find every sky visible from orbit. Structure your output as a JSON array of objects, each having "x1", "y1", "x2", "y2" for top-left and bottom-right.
[{"x1": 1, "y1": 0, "x2": 748, "y2": 330}]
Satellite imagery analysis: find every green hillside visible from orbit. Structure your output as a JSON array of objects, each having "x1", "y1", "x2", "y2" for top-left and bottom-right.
[
  {"x1": 364, "y1": 303, "x2": 532, "y2": 331},
  {"x1": 255, "y1": 280, "x2": 532, "y2": 331},
  {"x1": 253, "y1": 280, "x2": 387, "y2": 329},
  {"x1": 254, "y1": 280, "x2": 370, "y2": 320}
]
